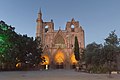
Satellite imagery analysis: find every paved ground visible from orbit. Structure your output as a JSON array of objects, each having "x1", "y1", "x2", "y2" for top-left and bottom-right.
[{"x1": 0, "y1": 69, "x2": 120, "y2": 80}]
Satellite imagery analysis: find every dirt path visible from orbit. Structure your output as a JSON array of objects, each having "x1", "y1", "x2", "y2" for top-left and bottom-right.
[{"x1": 0, "y1": 69, "x2": 119, "y2": 80}]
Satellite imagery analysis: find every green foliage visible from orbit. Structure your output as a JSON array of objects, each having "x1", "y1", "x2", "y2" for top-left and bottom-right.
[
  {"x1": 0, "y1": 21, "x2": 43, "y2": 70},
  {"x1": 103, "y1": 30, "x2": 120, "y2": 62},
  {"x1": 103, "y1": 30, "x2": 120, "y2": 74},
  {"x1": 85, "y1": 42, "x2": 103, "y2": 65},
  {"x1": 84, "y1": 30, "x2": 120, "y2": 73},
  {"x1": 105, "y1": 30, "x2": 119, "y2": 46},
  {"x1": 0, "y1": 21, "x2": 15, "y2": 70},
  {"x1": 74, "y1": 36, "x2": 80, "y2": 61},
  {"x1": 0, "y1": 21, "x2": 8, "y2": 31},
  {"x1": 88, "y1": 65, "x2": 108, "y2": 73}
]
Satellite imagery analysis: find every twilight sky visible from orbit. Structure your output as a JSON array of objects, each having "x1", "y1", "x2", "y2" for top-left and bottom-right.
[{"x1": 0, "y1": 0, "x2": 120, "y2": 46}]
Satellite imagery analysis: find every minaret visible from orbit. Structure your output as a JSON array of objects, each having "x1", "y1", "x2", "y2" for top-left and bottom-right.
[
  {"x1": 36, "y1": 9, "x2": 43, "y2": 39},
  {"x1": 38, "y1": 9, "x2": 42, "y2": 20}
]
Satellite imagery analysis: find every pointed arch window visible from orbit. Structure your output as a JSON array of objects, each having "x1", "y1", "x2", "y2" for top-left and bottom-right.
[
  {"x1": 71, "y1": 25, "x2": 74, "y2": 32},
  {"x1": 55, "y1": 34, "x2": 65, "y2": 44}
]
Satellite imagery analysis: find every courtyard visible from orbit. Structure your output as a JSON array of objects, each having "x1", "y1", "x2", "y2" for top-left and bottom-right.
[{"x1": 0, "y1": 69, "x2": 120, "y2": 80}]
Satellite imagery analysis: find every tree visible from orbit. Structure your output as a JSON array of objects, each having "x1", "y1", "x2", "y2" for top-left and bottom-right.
[
  {"x1": 0, "y1": 21, "x2": 43, "y2": 70},
  {"x1": 103, "y1": 30, "x2": 120, "y2": 75},
  {"x1": 74, "y1": 36, "x2": 81, "y2": 71},
  {"x1": 33, "y1": 37, "x2": 43, "y2": 66},
  {"x1": 13, "y1": 35, "x2": 43, "y2": 70},
  {"x1": 84, "y1": 42, "x2": 103, "y2": 73},
  {"x1": 74, "y1": 36, "x2": 80, "y2": 61},
  {"x1": 0, "y1": 21, "x2": 15, "y2": 70}
]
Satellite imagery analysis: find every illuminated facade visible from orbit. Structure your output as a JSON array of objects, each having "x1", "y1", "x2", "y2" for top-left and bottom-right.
[{"x1": 36, "y1": 10, "x2": 85, "y2": 69}]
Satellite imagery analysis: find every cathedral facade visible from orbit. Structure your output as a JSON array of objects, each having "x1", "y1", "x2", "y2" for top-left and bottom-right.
[{"x1": 36, "y1": 10, "x2": 85, "y2": 69}]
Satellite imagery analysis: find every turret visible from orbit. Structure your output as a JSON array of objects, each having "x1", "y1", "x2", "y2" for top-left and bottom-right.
[{"x1": 36, "y1": 9, "x2": 43, "y2": 38}]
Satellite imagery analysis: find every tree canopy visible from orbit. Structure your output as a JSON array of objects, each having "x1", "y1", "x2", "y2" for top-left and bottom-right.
[
  {"x1": 0, "y1": 21, "x2": 43, "y2": 70},
  {"x1": 84, "y1": 31, "x2": 120, "y2": 73}
]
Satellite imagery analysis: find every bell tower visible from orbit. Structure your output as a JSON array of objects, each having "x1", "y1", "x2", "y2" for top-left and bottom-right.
[{"x1": 36, "y1": 9, "x2": 43, "y2": 40}]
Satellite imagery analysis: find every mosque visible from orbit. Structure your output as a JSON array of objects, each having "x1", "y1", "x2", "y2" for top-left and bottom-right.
[{"x1": 36, "y1": 10, "x2": 85, "y2": 69}]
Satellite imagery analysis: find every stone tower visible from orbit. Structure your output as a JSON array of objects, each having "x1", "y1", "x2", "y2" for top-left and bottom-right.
[
  {"x1": 36, "y1": 9, "x2": 43, "y2": 38},
  {"x1": 36, "y1": 9, "x2": 54, "y2": 45}
]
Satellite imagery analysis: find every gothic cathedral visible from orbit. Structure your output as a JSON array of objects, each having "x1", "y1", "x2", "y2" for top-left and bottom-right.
[{"x1": 36, "y1": 10, "x2": 85, "y2": 69}]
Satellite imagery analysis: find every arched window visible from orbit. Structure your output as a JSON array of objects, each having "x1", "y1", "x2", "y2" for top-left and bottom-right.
[
  {"x1": 45, "y1": 26, "x2": 49, "y2": 32},
  {"x1": 71, "y1": 25, "x2": 74, "y2": 32}
]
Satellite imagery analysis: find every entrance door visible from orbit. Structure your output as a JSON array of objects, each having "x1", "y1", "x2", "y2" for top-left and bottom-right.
[
  {"x1": 56, "y1": 62, "x2": 64, "y2": 69},
  {"x1": 54, "y1": 50, "x2": 65, "y2": 69}
]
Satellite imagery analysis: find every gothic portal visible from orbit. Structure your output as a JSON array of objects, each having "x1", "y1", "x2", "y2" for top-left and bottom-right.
[{"x1": 36, "y1": 10, "x2": 85, "y2": 69}]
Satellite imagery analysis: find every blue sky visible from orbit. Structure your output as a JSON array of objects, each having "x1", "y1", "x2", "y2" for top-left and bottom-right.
[{"x1": 0, "y1": 0, "x2": 120, "y2": 46}]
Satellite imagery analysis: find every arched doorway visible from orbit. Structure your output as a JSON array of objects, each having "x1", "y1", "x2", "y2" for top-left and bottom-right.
[
  {"x1": 41, "y1": 55, "x2": 50, "y2": 70},
  {"x1": 70, "y1": 53, "x2": 77, "y2": 69},
  {"x1": 54, "y1": 50, "x2": 65, "y2": 69}
]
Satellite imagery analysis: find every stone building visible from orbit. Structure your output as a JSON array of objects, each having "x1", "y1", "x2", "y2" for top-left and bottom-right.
[{"x1": 36, "y1": 10, "x2": 85, "y2": 69}]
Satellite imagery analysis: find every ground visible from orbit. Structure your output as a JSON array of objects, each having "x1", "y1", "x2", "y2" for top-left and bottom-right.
[{"x1": 0, "y1": 69, "x2": 120, "y2": 80}]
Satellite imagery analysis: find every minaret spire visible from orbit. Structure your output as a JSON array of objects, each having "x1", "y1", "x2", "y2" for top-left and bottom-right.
[
  {"x1": 39, "y1": 8, "x2": 42, "y2": 14},
  {"x1": 38, "y1": 8, "x2": 42, "y2": 20}
]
